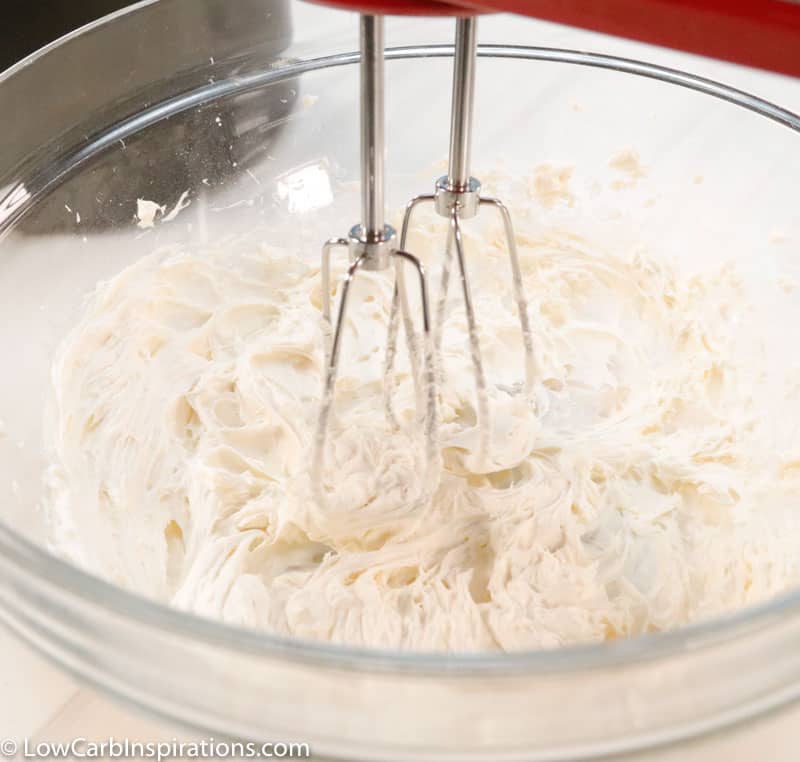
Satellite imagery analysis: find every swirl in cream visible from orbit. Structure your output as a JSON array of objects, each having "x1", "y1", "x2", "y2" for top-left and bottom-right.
[{"x1": 43, "y1": 202, "x2": 800, "y2": 651}]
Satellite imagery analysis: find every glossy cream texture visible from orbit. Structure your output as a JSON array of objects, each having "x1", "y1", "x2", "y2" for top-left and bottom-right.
[{"x1": 43, "y1": 203, "x2": 800, "y2": 651}]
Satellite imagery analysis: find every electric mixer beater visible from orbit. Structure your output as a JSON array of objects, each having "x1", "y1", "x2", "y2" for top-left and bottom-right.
[
  {"x1": 385, "y1": 14, "x2": 536, "y2": 469},
  {"x1": 312, "y1": 15, "x2": 438, "y2": 508}
]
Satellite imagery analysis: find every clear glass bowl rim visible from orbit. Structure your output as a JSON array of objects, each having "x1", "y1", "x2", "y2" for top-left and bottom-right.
[{"x1": 3, "y1": 0, "x2": 800, "y2": 676}]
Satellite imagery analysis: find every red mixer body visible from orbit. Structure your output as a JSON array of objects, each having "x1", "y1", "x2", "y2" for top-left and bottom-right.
[
  {"x1": 313, "y1": 0, "x2": 478, "y2": 15},
  {"x1": 312, "y1": 0, "x2": 800, "y2": 78}
]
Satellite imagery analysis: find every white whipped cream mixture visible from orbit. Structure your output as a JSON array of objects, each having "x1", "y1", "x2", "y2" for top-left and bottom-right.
[{"x1": 43, "y1": 172, "x2": 800, "y2": 651}]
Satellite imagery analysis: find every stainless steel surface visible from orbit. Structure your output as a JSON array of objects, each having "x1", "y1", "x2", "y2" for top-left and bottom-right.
[
  {"x1": 312, "y1": 14, "x2": 437, "y2": 509},
  {"x1": 359, "y1": 15, "x2": 385, "y2": 240},
  {"x1": 433, "y1": 173, "x2": 481, "y2": 217},
  {"x1": 386, "y1": 16, "x2": 536, "y2": 467},
  {"x1": 447, "y1": 16, "x2": 478, "y2": 191}
]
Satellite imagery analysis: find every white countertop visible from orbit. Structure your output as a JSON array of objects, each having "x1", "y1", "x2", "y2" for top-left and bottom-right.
[{"x1": 3, "y1": 3, "x2": 800, "y2": 757}]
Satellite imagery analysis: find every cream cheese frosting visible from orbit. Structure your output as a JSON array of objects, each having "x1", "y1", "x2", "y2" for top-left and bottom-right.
[{"x1": 43, "y1": 197, "x2": 800, "y2": 651}]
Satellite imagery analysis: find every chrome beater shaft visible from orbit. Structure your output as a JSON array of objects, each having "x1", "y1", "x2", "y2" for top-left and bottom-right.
[
  {"x1": 313, "y1": 15, "x2": 437, "y2": 506},
  {"x1": 386, "y1": 17, "x2": 536, "y2": 468}
]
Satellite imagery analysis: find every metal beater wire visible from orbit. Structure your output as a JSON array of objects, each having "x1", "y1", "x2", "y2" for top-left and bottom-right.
[
  {"x1": 384, "y1": 16, "x2": 536, "y2": 471},
  {"x1": 313, "y1": 15, "x2": 438, "y2": 510}
]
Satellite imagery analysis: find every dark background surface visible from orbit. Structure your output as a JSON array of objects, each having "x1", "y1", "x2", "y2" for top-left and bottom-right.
[
  {"x1": 2, "y1": 0, "x2": 133, "y2": 70},
  {"x1": 1, "y1": 0, "x2": 295, "y2": 235}
]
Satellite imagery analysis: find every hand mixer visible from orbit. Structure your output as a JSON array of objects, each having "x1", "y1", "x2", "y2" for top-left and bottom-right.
[{"x1": 311, "y1": 0, "x2": 800, "y2": 503}]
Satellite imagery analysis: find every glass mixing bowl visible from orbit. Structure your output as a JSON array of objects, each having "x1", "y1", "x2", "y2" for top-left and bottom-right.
[{"x1": 2, "y1": 1, "x2": 800, "y2": 759}]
